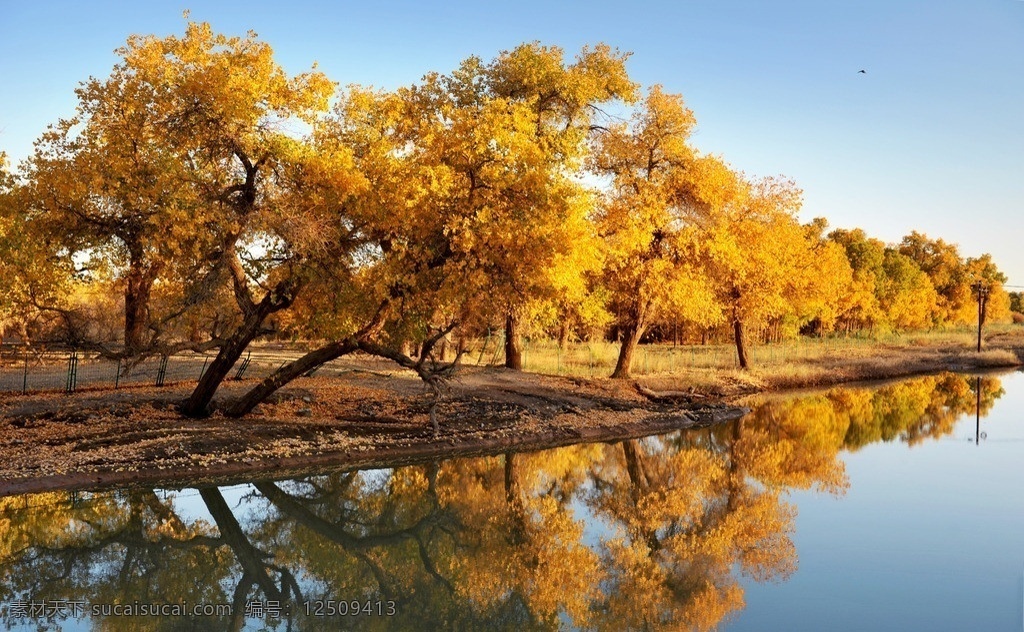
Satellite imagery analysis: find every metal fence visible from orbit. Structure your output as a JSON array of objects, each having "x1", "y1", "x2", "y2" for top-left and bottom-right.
[{"x1": 0, "y1": 347, "x2": 377, "y2": 395}]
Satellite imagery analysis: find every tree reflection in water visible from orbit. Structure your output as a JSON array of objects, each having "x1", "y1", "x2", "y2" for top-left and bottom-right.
[{"x1": 0, "y1": 372, "x2": 1004, "y2": 631}]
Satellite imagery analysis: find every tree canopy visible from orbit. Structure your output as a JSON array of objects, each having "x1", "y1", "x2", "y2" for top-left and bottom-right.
[{"x1": 0, "y1": 20, "x2": 1015, "y2": 415}]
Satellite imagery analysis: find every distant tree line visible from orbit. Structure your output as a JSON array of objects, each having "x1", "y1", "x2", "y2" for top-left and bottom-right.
[{"x1": 0, "y1": 22, "x2": 1014, "y2": 416}]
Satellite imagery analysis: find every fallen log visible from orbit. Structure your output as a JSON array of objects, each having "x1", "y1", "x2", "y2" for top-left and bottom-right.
[{"x1": 634, "y1": 382, "x2": 706, "y2": 402}]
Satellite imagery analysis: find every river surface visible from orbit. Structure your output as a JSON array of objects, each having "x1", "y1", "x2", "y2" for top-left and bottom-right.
[{"x1": 1, "y1": 370, "x2": 1021, "y2": 631}]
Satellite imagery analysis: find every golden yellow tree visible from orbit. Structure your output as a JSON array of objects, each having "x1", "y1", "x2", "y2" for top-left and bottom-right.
[
  {"x1": 965, "y1": 254, "x2": 1012, "y2": 325},
  {"x1": 592, "y1": 86, "x2": 720, "y2": 378},
  {"x1": 875, "y1": 248, "x2": 939, "y2": 330},
  {"x1": 19, "y1": 21, "x2": 367, "y2": 416},
  {"x1": 687, "y1": 166, "x2": 824, "y2": 368},
  {"x1": 898, "y1": 231, "x2": 975, "y2": 326},
  {"x1": 131, "y1": 23, "x2": 364, "y2": 417},
  {"x1": 0, "y1": 153, "x2": 79, "y2": 344},
  {"x1": 25, "y1": 72, "x2": 197, "y2": 354},
  {"x1": 828, "y1": 228, "x2": 886, "y2": 332},
  {"x1": 439, "y1": 43, "x2": 637, "y2": 369},
  {"x1": 787, "y1": 219, "x2": 854, "y2": 336},
  {"x1": 227, "y1": 45, "x2": 636, "y2": 416},
  {"x1": 221, "y1": 82, "x2": 491, "y2": 417}
]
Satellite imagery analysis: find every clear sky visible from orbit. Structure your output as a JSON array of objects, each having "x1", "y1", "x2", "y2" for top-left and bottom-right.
[{"x1": 2, "y1": 0, "x2": 1022, "y2": 284}]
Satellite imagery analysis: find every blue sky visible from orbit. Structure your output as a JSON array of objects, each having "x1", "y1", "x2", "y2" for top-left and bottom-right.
[{"x1": 2, "y1": 0, "x2": 1022, "y2": 284}]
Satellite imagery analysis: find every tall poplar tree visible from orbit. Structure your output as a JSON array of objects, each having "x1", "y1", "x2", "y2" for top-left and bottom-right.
[{"x1": 591, "y1": 86, "x2": 718, "y2": 378}]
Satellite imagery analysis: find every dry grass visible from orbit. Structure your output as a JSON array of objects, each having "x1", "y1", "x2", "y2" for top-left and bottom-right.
[{"x1": 461, "y1": 325, "x2": 1024, "y2": 398}]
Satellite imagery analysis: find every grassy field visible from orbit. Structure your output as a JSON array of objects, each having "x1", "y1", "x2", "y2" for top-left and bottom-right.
[
  {"x1": 461, "y1": 325, "x2": 1024, "y2": 396},
  {"x1": 2, "y1": 326, "x2": 1020, "y2": 399}
]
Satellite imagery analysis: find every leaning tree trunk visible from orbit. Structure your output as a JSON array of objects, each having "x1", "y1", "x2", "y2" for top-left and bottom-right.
[
  {"x1": 181, "y1": 279, "x2": 299, "y2": 417},
  {"x1": 225, "y1": 339, "x2": 358, "y2": 417},
  {"x1": 180, "y1": 314, "x2": 268, "y2": 418},
  {"x1": 504, "y1": 312, "x2": 523, "y2": 370},
  {"x1": 611, "y1": 321, "x2": 645, "y2": 379},
  {"x1": 225, "y1": 302, "x2": 406, "y2": 418}
]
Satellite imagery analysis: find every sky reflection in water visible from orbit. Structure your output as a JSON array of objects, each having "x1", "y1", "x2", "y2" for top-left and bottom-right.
[
  {"x1": 0, "y1": 370, "x2": 1020, "y2": 631},
  {"x1": 732, "y1": 370, "x2": 1024, "y2": 632}
]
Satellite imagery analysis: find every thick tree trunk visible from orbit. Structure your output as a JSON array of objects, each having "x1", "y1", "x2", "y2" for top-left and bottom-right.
[
  {"x1": 181, "y1": 317, "x2": 265, "y2": 417},
  {"x1": 730, "y1": 287, "x2": 750, "y2": 370},
  {"x1": 225, "y1": 339, "x2": 359, "y2": 417},
  {"x1": 504, "y1": 312, "x2": 523, "y2": 370},
  {"x1": 226, "y1": 302, "x2": 434, "y2": 418},
  {"x1": 733, "y1": 315, "x2": 749, "y2": 369},
  {"x1": 123, "y1": 257, "x2": 158, "y2": 355},
  {"x1": 182, "y1": 279, "x2": 300, "y2": 417},
  {"x1": 611, "y1": 321, "x2": 645, "y2": 379}
]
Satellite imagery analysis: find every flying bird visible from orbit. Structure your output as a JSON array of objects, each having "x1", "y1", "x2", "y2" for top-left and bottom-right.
[{"x1": 858, "y1": 69, "x2": 867, "y2": 74}]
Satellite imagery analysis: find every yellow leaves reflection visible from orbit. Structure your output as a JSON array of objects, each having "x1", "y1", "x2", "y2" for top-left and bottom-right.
[{"x1": 0, "y1": 372, "x2": 1002, "y2": 630}]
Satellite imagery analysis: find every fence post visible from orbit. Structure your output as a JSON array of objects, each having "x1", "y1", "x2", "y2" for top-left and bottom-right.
[
  {"x1": 155, "y1": 355, "x2": 169, "y2": 387},
  {"x1": 114, "y1": 358, "x2": 122, "y2": 389},
  {"x1": 22, "y1": 349, "x2": 29, "y2": 394},
  {"x1": 65, "y1": 352, "x2": 78, "y2": 394},
  {"x1": 198, "y1": 357, "x2": 208, "y2": 381},
  {"x1": 476, "y1": 330, "x2": 491, "y2": 366},
  {"x1": 489, "y1": 333, "x2": 504, "y2": 366},
  {"x1": 234, "y1": 352, "x2": 252, "y2": 380}
]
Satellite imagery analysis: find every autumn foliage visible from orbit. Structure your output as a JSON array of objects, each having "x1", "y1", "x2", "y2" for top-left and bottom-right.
[{"x1": 0, "y1": 21, "x2": 1014, "y2": 414}]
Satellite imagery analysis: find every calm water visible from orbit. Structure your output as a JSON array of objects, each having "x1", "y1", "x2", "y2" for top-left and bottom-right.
[{"x1": 1, "y1": 370, "x2": 1021, "y2": 631}]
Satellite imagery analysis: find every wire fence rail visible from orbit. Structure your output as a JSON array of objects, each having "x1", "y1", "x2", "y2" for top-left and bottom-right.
[{"x1": 0, "y1": 346, "x2": 384, "y2": 396}]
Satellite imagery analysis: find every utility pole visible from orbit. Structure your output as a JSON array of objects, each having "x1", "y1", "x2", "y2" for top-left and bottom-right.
[{"x1": 973, "y1": 281, "x2": 989, "y2": 352}]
